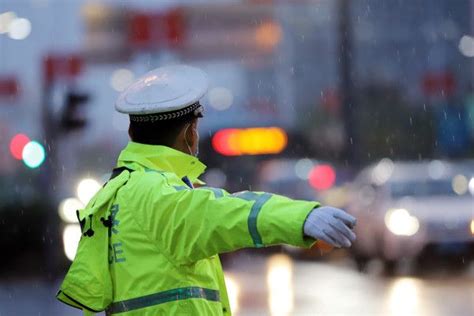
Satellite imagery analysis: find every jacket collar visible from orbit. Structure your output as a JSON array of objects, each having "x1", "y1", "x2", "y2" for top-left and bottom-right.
[{"x1": 117, "y1": 142, "x2": 206, "y2": 182}]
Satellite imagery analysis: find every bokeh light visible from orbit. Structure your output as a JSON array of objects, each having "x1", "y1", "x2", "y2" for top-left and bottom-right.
[
  {"x1": 255, "y1": 21, "x2": 282, "y2": 50},
  {"x1": 8, "y1": 17, "x2": 31, "y2": 40},
  {"x1": 427, "y1": 160, "x2": 445, "y2": 179},
  {"x1": 388, "y1": 278, "x2": 420, "y2": 316},
  {"x1": 22, "y1": 141, "x2": 46, "y2": 168},
  {"x1": 371, "y1": 158, "x2": 394, "y2": 185},
  {"x1": 110, "y1": 68, "x2": 135, "y2": 92},
  {"x1": 468, "y1": 177, "x2": 474, "y2": 195},
  {"x1": 212, "y1": 127, "x2": 288, "y2": 156},
  {"x1": 384, "y1": 208, "x2": 419, "y2": 236},
  {"x1": 294, "y1": 158, "x2": 313, "y2": 180},
  {"x1": 208, "y1": 87, "x2": 233, "y2": 111},
  {"x1": 0, "y1": 11, "x2": 16, "y2": 34},
  {"x1": 63, "y1": 224, "x2": 82, "y2": 261},
  {"x1": 267, "y1": 254, "x2": 293, "y2": 316},
  {"x1": 224, "y1": 273, "x2": 240, "y2": 314},
  {"x1": 458, "y1": 35, "x2": 474, "y2": 57},
  {"x1": 76, "y1": 178, "x2": 102, "y2": 205},
  {"x1": 452, "y1": 174, "x2": 468, "y2": 195},
  {"x1": 9, "y1": 133, "x2": 30, "y2": 160},
  {"x1": 58, "y1": 197, "x2": 84, "y2": 223},
  {"x1": 308, "y1": 164, "x2": 336, "y2": 190}
]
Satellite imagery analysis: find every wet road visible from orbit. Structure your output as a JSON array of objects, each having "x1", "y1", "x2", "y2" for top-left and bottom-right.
[
  {"x1": 0, "y1": 253, "x2": 473, "y2": 315},
  {"x1": 223, "y1": 253, "x2": 474, "y2": 316}
]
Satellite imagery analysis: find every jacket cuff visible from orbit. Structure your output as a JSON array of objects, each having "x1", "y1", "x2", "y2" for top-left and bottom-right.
[{"x1": 257, "y1": 197, "x2": 319, "y2": 248}]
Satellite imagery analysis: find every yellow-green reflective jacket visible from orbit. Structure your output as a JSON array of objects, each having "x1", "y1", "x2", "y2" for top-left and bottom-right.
[{"x1": 57, "y1": 142, "x2": 318, "y2": 315}]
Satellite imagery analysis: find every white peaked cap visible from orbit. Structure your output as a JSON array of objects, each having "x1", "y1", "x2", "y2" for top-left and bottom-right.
[{"x1": 115, "y1": 65, "x2": 209, "y2": 120}]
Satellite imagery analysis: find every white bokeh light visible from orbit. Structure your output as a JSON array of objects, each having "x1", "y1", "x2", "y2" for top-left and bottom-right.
[
  {"x1": 294, "y1": 158, "x2": 313, "y2": 180},
  {"x1": 224, "y1": 273, "x2": 240, "y2": 314},
  {"x1": 0, "y1": 11, "x2": 16, "y2": 34},
  {"x1": 468, "y1": 177, "x2": 474, "y2": 195},
  {"x1": 459, "y1": 35, "x2": 474, "y2": 57},
  {"x1": 427, "y1": 160, "x2": 445, "y2": 179},
  {"x1": 372, "y1": 158, "x2": 394, "y2": 185},
  {"x1": 384, "y1": 208, "x2": 419, "y2": 236},
  {"x1": 388, "y1": 278, "x2": 420, "y2": 316},
  {"x1": 208, "y1": 87, "x2": 233, "y2": 111},
  {"x1": 77, "y1": 178, "x2": 102, "y2": 205},
  {"x1": 22, "y1": 141, "x2": 45, "y2": 168},
  {"x1": 63, "y1": 224, "x2": 82, "y2": 261},
  {"x1": 452, "y1": 174, "x2": 468, "y2": 195},
  {"x1": 110, "y1": 68, "x2": 135, "y2": 92},
  {"x1": 267, "y1": 254, "x2": 294, "y2": 316},
  {"x1": 8, "y1": 17, "x2": 31, "y2": 40},
  {"x1": 58, "y1": 197, "x2": 84, "y2": 223}
]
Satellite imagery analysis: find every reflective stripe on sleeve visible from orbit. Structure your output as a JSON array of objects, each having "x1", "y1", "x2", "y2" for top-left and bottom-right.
[
  {"x1": 106, "y1": 287, "x2": 220, "y2": 314},
  {"x1": 233, "y1": 192, "x2": 273, "y2": 248}
]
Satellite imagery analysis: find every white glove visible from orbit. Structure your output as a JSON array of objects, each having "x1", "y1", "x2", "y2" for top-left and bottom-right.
[{"x1": 304, "y1": 206, "x2": 357, "y2": 248}]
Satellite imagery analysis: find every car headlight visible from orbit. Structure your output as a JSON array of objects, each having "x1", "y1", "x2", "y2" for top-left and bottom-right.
[
  {"x1": 77, "y1": 177, "x2": 101, "y2": 205},
  {"x1": 384, "y1": 208, "x2": 419, "y2": 236}
]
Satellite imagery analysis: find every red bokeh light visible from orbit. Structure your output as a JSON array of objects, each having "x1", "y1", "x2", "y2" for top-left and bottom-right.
[
  {"x1": 309, "y1": 164, "x2": 336, "y2": 190},
  {"x1": 9, "y1": 133, "x2": 30, "y2": 160},
  {"x1": 212, "y1": 129, "x2": 240, "y2": 156}
]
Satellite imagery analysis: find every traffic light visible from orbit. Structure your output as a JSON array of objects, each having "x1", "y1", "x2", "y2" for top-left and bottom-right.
[
  {"x1": 22, "y1": 141, "x2": 46, "y2": 169},
  {"x1": 9, "y1": 133, "x2": 46, "y2": 168},
  {"x1": 61, "y1": 91, "x2": 90, "y2": 131}
]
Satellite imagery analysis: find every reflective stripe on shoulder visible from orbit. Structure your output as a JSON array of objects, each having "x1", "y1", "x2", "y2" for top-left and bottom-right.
[
  {"x1": 173, "y1": 185, "x2": 189, "y2": 191},
  {"x1": 232, "y1": 192, "x2": 273, "y2": 248},
  {"x1": 199, "y1": 187, "x2": 225, "y2": 199},
  {"x1": 106, "y1": 287, "x2": 220, "y2": 314}
]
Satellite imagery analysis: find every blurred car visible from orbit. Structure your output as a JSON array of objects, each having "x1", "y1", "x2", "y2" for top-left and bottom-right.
[
  {"x1": 347, "y1": 159, "x2": 474, "y2": 271},
  {"x1": 256, "y1": 158, "x2": 351, "y2": 258}
]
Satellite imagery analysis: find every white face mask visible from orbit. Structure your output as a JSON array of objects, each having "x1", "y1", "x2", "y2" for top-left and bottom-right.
[{"x1": 184, "y1": 124, "x2": 199, "y2": 157}]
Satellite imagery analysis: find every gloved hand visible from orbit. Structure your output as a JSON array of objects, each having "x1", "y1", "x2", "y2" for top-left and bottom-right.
[{"x1": 304, "y1": 206, "x2": 357, "y2": 248}]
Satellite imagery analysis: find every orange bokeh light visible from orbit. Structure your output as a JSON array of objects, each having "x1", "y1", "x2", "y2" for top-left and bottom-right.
[{"x1": 212, "y1": 127, "x2": 288, "y2": 156}]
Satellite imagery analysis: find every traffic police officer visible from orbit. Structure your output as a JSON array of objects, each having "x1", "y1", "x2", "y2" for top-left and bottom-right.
[{"x1": 57, "y1": 65, "x2": 356, "y2": 315}]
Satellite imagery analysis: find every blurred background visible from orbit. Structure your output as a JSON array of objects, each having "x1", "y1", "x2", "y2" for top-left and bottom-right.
[{"x1": 1, "y1": 0, "x2": 473, "y2": 315}]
